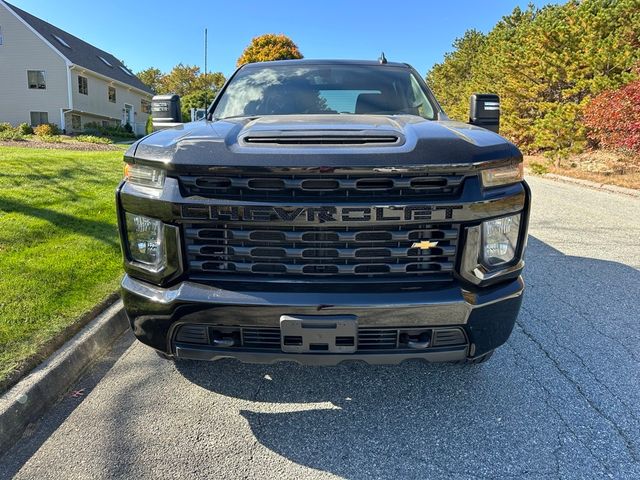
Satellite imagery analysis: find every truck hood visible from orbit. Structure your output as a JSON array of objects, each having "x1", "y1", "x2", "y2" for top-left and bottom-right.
[{"x1": 129, "y1": 115, "x2": 521, "y2": 170}]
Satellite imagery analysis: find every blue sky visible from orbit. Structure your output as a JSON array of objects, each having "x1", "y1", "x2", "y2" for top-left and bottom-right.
[{"x1": 10, "y1": 0, "x2": 557, "y2": 77}]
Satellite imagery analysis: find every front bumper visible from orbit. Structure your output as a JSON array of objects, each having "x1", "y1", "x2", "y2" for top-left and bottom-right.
[{"x1": 122, "y1": 274, "x2": 524, "y2": 365}]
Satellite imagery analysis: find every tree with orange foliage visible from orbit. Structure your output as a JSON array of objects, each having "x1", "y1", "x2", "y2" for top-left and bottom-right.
[{"x1": 237, "y1": 34, "x2": 303, "y2": 67}]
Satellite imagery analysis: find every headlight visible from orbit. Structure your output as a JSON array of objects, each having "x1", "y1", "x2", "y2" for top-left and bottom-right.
[
  {"x1": 482, "y1": 214, "x2": 520, "y2": 267},
  {"x1": 481, "y1": 163, "x2": 523, "y2": 187},
  {"x1": 125, "y1": 213, "x2": 164, "y2": 270},
  {"x1": 124, "y1": 163, "x2": 165, "y2": 189}
]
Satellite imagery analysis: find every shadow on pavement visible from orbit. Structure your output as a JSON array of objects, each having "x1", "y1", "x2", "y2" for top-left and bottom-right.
[
  {"x1": 175, "y1": 236, "x2": 640, "y2": 478},
  {"x1": 0, "y1": 333, "x2": 135, "y2": 479}
]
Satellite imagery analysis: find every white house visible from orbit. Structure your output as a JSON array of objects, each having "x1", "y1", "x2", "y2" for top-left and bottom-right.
[{"x1": 0, "y1": 1, "x2": 153, "y2": 135}]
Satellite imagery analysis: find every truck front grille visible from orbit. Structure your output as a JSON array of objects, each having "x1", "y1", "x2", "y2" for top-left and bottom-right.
[
  {"x1": 179, "y1": 171, "x2": 466, "y2": 202},
  {"x1": 185, "y1": 223, "x2": 459, "y2": 282}
]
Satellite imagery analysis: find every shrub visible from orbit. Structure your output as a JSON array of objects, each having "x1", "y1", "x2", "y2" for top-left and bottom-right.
[
  {"x1": 0, "y1": 122, "x2": 13, "y2": 132},
  {"x1": 18, "y1": 123, "x2": 33, "y2": 135},
  {"x1": 584, "y1": 79, "x2": 640, "y2": 154},
  {"x1": 145, "y1": 115, "x2": 153, "y2": 135},
  {"x1": 83, "y1": 122, "x2": 136, "y2": 139},
  {"x1": 529, "y1": 162, "x2": 549, "y2": 175},
  {"x1": 124, "y1": 122, "x2": 133, "y2": 134},
  {"x1": 38, "y1": 135, "x2": 62, "y2": 143},
  {"x1": 34, "y1": 123, "x2": 60, "y2": 137},
  {"x1": 0, "y1": 128, "x2": 23, "y2": 141},
  {"x1": 75, "y1": 135, "x2": 113, "y2": 144},
  {"x1": 81, "y1": 125, "x2": 103, "y2": 137}
]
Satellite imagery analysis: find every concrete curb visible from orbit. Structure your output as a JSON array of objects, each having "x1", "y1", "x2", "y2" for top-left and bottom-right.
[
  {"x1": 526, "y1": 170, "x2": 640, "y2": 197},
  {"x1": 0, "y1": 300, "x2": 128, "y2": 454}
]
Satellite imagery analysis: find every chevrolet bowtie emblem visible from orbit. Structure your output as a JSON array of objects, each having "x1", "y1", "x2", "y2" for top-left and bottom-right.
[{"x1": 411, "y1": 240, "x2": 439, "y2": 250}]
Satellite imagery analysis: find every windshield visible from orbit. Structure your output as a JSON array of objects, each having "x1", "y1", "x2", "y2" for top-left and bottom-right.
[{"x1": 213, "y1": 64, "x2": 436, "y2": 120}]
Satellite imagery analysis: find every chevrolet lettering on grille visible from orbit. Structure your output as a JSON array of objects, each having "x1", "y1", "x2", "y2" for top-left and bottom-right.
[{"x1": 181, "y1": 205, "x2": 464, "y2": 224}]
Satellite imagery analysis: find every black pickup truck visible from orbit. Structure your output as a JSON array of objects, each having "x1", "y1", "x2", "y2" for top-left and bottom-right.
[{"x1": 117, "y1": 59, "x2": 530, "y2": 365}]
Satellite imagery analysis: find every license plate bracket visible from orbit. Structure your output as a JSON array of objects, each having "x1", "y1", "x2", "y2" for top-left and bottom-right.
[{"x1": 280, "y1": 315, "x2": 358, "y2": 353}]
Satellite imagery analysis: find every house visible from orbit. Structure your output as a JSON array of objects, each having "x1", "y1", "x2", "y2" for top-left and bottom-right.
[{"x1": 0, "y1": 1, "x2": 153, "y2": 135}]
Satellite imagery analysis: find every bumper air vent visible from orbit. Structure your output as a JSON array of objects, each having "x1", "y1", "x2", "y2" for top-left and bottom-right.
[
  {"x1": 432, "y1": 328, "x2": 467, "y2": 347},
  {"x1": 175, "y1": 325, "x2": 208, "y2": 344},
  {"x1": 357, "y1": 328, "x2": 399, "y2": 350},
  {"x1": 242, "y1": 327, "x2": 281, "y2": 348}
]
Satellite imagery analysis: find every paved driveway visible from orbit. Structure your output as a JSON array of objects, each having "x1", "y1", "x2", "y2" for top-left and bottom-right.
[{"x1": 1, "y1": 176, "x2": 639, "y2": 479}]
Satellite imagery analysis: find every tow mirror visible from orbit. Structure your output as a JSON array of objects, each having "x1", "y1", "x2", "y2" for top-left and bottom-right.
[
  {"x1": 469, "y1": 94, "x2": 500, "y2": 133},
  {"x1": 151, "y1": 94, "x2": 182, "y2": 131}
]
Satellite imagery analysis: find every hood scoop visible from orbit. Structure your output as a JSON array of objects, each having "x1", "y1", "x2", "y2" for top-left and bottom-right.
[{"x1": 240, "y1": 130, "x2": 403, "y2": 147}]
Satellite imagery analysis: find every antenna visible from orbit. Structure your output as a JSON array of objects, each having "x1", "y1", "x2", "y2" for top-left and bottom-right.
[
  {"x1": 203, "y1": 28, "x2": 208, "y2": 114},
  {"x1": 378, "y1": 52, "x2": 387, "y2": 64}
]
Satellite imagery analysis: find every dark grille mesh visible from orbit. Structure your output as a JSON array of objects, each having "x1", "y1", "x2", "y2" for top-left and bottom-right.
[{"x1": 185, "y1": 223, "x2": 459, "y2": 281}]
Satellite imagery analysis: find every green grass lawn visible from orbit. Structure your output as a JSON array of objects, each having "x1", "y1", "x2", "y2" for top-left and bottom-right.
[{"x1": 0, "y1": 146, "x2": 125, "y2": 388}]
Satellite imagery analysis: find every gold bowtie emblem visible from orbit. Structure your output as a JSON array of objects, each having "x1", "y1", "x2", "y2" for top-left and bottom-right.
[{"x1": 411, "y1": 240, "x2": 439, "y2": 250}]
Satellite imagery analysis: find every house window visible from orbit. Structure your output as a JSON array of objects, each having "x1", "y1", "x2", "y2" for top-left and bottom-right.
[
  {"x1": 108, "y1": 86, "x2": 116, "y2": 103},
  {"x1": 141, "y1": 99, "x2": 151, "y2": 114},
  {"x1": 30, "y1": 112, "x2": 49, "y2": 126},
  {"x1": 78, "y1": 75, "x2": 88, "y2": 95},
  {"x1": 0, "y1": 26, "x2": 3, "y2": 45},
  {"x1": 27, "y1": 70, "x2": 46, "y2": 89},
  {"x1": 71, "y1": 114, "x2": 81, "y2": 130},
  {"x1": 102, "y1": 120, "x2": 109, "y2": 127}
]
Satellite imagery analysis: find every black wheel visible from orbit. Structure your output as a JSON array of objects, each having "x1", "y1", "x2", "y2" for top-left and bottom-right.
[
  {"x1": 461, "y1": 350, "x2": 494, "y2": 365},
  {"x1": 155, "y1": 350, "x2": 175, "y2": 361}
]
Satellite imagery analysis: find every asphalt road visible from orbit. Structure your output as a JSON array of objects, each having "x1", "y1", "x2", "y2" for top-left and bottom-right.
[{"x1": 1, "y1": 176, "x2": 639, "y2": 480}]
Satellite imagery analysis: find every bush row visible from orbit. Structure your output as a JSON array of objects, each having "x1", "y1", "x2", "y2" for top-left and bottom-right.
[
  {"x1": 0, "y1": 122, "x2": 117, "y2": 144},
  {"x1": 75, "y1": 135, "x2": 114, "y2": 144},
  {"x1": 0, "y1": 122, "x2": 34, "y2": 140},
  {"x1": 0, "y1": 121, "x2": 129, "y2": 144},
  {"x1": 83, "y1": 122, "x2": 136, "y2": 139}
]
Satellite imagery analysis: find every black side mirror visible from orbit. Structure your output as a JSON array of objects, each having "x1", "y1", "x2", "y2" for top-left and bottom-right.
[
  {"x1": 469, "y1": 94, "x2": 500, "y2": 133},
  {"x1": 151, "y1": 94, "x2": 182, "y2": 130}
]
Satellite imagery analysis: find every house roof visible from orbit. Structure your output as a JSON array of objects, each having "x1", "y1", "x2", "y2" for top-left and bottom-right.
[{"x1": 4, "y1": 2, "x2": 153, "y2": 94}]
